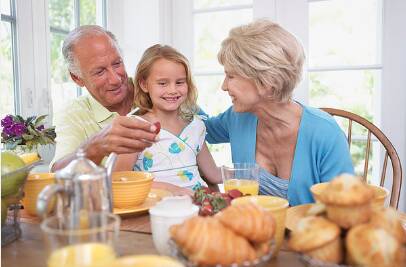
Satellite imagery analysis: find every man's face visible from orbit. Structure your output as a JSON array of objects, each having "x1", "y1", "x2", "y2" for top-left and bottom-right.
[{"x1": 71, "y1": 34, "x2": 129, "y2": 111}]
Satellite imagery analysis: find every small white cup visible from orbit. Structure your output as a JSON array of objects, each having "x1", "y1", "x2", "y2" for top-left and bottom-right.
[{"x1": 149, "y1": 195, "x2": 198, "y2": 255}]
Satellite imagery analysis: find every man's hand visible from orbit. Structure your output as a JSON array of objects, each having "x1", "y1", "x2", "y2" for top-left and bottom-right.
[{"x1": 83, "y1": 116, "x2": 159, "y2": 164}]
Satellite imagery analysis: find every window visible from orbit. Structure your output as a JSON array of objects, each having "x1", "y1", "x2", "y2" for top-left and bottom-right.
[
  {"x1": 308, "y1": 0, "x2": 383, "y2": 182},
  {"x1": 0, "y1": 0, "x2": 18, "y2": 116},
  {"x1": 192, "y1": 0, "x2": 253, "y2": 165},
  {"x1": 49, "y1": 0, "x2": 106, "y2": 114}
]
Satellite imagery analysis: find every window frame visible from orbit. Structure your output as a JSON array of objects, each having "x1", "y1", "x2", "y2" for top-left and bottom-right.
[
  {"x1": 1, "y1": 0, "x2": 20, "y2": 114},
  {"x1": 49, "y1": 0, "x2": 108, "y2": 97}
]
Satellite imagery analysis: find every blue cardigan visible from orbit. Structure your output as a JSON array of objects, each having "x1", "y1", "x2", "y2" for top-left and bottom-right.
[{"x1": 203, "y1": 104, "x2": 354, "y2": 206}]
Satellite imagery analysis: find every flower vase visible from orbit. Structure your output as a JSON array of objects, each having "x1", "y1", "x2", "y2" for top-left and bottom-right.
[{"x1": 12, "y1": 145, "x2": 38, "y2": 156}]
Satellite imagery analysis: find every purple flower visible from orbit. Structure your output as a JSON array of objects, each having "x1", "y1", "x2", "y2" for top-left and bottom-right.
[
  {"x1": 37, "y1": 125, "x2": 45, "y2": 131},
  {"x1": 3, "y1": 126, "x2": 14, "y2": 136},
  {"x1": 1, "y1": 115, "x2": 13, "y2": 128},
  {"x1": 11, "y1": 122, "x2": 26, "y2": 137}
]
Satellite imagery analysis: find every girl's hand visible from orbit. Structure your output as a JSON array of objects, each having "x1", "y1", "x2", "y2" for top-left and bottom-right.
[{"x1": 152, "y1": 181, "x2": 194, "y2": 197}]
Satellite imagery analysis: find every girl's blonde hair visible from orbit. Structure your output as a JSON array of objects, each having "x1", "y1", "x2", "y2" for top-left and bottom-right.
[
  {"x1": 218, "y1": 19, "x2": 305, "y2": 102},
  {"x1": 134, "y1": 44, "x2": 198, "y2": 121}
]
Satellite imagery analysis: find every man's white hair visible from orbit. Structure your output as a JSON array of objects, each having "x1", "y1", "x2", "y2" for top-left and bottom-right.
[{"x1": 62, "y1": 25, "x2": 120, "y2": 76}]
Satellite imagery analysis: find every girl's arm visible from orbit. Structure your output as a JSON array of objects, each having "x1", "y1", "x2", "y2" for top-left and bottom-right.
[
  {"x1": 196, "y1": 142, "x2": 222, "y2": 184},
  {"x1": 113, "y1": 153, "x2": 139, "y2": 171}
]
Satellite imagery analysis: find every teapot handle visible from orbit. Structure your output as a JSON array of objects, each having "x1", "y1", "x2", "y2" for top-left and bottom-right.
[
  {"x1": 104, "y1": 152, "x2": 117, "y2": 212},
  {"x1": 37, "y1": 184, "x2": 65, "y2": 218}
]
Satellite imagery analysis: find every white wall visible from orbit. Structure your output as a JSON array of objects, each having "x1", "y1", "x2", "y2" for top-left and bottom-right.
[
  {"x1": 253, "y1": 0, "x2": 309, "y2": 104},
  {"x1": 107, "y1": 0, "x2": 161, "y2": 77},
  {"x1": 382, "y1": 0, "x2": 406, "y2": 211}
]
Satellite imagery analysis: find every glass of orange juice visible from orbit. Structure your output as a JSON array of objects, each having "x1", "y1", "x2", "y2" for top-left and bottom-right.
[
  {"x1": 221, "y1": 163, "x2": 260, "y2": 196},
  {"x1": 40, "y1": 212, "x2": 120, "y2": 267}
]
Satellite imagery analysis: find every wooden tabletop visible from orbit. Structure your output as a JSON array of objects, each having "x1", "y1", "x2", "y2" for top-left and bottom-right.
[{"x1": 1, "y1": 220, "x2": 305, "y2": 267}]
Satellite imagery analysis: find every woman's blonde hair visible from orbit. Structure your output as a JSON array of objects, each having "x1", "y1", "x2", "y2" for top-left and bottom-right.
[
  {"x1": 218, "y1": 19, "x2": 305, "y2": 102},
  {"x1": 134, "y1": 44, "x2": 198, "y2": 121}
]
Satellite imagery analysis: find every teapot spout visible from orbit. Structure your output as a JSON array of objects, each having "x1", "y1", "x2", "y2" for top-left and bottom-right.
[{"x1": 104, "y1": 152, "x2": 117, "y2": 212}]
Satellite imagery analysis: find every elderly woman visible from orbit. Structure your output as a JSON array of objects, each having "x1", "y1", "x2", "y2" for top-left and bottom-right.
[{"x1": 204, "y1": 19, "x2": 354, "y2": 206}]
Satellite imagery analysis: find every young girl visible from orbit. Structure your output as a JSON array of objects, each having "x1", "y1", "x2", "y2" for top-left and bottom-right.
[{"x1": 116, "y1": 44, "x2": 221, "y2": 191}]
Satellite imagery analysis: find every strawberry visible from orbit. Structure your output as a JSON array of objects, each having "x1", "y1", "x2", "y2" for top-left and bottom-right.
[
  {"x1": 153, "y1": 122, "x2": 161, "y2": 134},
  {"x1": 227, "y1": 189, "x2": 243, "y2": 199},
  {"x1": 200, "y1": 186, "x2": 211, "y2": 194},
  {"x1": 200, "y1": 203, "x2": 214, "y2": 216}
]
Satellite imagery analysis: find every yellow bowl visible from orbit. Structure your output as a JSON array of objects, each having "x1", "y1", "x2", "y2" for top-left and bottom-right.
[
  {"x1": 22, "y1": 173, "x2": 55, "y2": 216},
  {"x1": 231, "y1": 195, "x2": 289, "y2": 257},
  {"x1": 109, "y1": 255, "x2": 184, "y2": 267},
  {"x1": 310, "y1": 182, "x2": 389, "y2": 208},
  {"x1": 112, "y1": 171, "x2": 154, "y2": 209}
]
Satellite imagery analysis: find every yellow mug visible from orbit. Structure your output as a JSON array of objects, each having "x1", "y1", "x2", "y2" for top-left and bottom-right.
[
  {"x1": 232, "y1": 195, "x2": 289, "y2": 257},
  {"x1": 22, "y1": 173, "x2": 55, "y2": 216}
]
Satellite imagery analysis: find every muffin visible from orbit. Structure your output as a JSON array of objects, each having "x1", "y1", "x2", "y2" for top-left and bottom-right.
[
  {"x1": 369, "y1": 207, "x2": 406, "y2": 244},
  {"x1": 318, "y1": 174, "x2": 374, "y2": 228},
  {"x1": 288, "y1": 216, "x2": 343, "y2": 264},
  {"x1": 346, "y1": 224, "x2": 406, "y2": 267}
]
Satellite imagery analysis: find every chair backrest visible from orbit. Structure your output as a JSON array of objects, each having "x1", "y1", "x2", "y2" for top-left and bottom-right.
[{"x1": 321, "y1": 107, "x2": 402, "y2": 208}]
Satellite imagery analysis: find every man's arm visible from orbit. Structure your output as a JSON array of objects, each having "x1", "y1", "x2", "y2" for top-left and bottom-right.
[{"x1": 51, "y1": 116, "x2": 158, "y2": 171}]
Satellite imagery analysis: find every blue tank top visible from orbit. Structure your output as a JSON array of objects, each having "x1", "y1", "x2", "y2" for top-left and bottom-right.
[{"x1": 258, "y1": 167, "x2": 289, "y2": 199}]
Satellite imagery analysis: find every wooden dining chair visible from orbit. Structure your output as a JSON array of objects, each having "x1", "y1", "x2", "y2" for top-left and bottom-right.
[{"x1": 321, "y1": 107, "x2": 402, "y2": 208}]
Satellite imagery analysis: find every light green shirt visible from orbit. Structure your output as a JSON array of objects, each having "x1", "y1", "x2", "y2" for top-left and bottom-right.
[{"x1": 51, "y1": 94, "x2": 128, "y2": 166}]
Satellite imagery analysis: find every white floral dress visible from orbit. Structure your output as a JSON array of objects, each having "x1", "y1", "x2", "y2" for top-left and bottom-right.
[{"x1": 133, "y1": 116, "x2": 207, "y2": 190}]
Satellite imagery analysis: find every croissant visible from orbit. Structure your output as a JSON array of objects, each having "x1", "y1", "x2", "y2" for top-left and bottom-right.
[
  {"x1": 170, "y1": 216, "x2": 257, "y2": 266},
  {"x1": 216, "y1": 202, "x2": 275, "y2": 243},
  {"x1": 252, "y1": 241, "x2": 272, "y2": 258}
]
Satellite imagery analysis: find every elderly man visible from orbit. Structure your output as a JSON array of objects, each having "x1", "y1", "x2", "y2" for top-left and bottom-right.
[{"x1": 51, "y1": 25, "x2": 158, "y2": 171}]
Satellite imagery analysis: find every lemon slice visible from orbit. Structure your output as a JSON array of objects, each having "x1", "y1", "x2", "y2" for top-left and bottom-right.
[
  {"x1": 110, "y1": 255, "x2": 184, "y2": 267},
  {"x1": 19, "y1": 152, "x2": 41, "y2": 165}
]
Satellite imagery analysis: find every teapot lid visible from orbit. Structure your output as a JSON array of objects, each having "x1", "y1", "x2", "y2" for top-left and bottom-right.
[{"x1": 55, "y1": 149, "x2": 104, "y2": 180}]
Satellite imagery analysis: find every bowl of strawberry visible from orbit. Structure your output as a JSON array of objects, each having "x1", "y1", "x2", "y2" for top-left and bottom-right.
[{"x1": 192, "y1": 187, "x2": 243, "y2": 216}]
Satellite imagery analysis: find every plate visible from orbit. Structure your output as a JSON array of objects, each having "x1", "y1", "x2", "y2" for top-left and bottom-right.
[
  {"x1": 168, "y1": 239, "x2": 275, "y2": 267},
  {"x1": 300, "y1": 254, "x2": 351, "y2": 267},
  {"x1": 285, "y1": 204, "x2": 314, "y2": 231},
  {"x1": 113, "y1": 188, "x2": 173, "y2": 216}
]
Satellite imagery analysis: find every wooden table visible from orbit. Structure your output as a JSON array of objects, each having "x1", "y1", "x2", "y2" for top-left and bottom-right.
[{"x1": 1, "y1": 217, "x2": 305, "y2": 267}]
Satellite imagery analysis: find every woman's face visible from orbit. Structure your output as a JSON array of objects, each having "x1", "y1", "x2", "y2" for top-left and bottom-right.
[{"x1": 222, "y1": 69, "x2": 260, "y2": 113}]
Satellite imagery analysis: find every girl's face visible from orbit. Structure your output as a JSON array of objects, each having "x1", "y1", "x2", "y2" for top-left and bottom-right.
[
  {"x1": 221, "y1": 68, "x2": 261, "y2": 113},
  {"x1": 141, "y1": 58, "x2": 188, "y2": 114}
]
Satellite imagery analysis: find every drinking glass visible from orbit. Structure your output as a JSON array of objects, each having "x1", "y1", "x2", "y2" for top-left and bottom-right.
[
  {"x1": 41, "y1": 211, "x2": 120, "y2": 267},
  {"x1": 221, "y1": 163, "x2": 260, "y2": 196}
]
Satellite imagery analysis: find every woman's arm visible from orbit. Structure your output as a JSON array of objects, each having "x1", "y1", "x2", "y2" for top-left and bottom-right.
[
  {"x1": 196, "y1": 142, "x2": 222, "y2": 184},
  {"x1": 113, "y1": 153, "x2": 139, "y2": 171},
  {"x1": 319, "y1": 129, "x2": 354, "y2": 182},
  {"x1": 202, "y1": 107, "x2": 233, "y2": 144}
]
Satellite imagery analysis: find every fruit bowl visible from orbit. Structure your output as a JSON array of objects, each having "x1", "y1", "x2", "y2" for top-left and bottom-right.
[
  {"x1": 1, "y1": 162, "x2": 40, "y2": 198},
  {"x1": 1, "y1": 161, "x2": 42, "y2": 246},
  {"x1": 193, "y1": 187, "x2": 243, "y2": 216}
]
